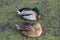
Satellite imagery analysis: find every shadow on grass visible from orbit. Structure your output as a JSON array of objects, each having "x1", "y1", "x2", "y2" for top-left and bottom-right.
[{"x1": 0, "y1": 22, "x2": 16, "y2": 32}]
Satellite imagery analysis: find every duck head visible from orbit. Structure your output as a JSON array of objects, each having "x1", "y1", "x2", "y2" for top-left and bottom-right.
[
  {"x1": 32, "y1": 7, "x2": 40, "y2": 13},
  {"x1": 32, "y1": 7, "x2": 41, "y2": 19}
]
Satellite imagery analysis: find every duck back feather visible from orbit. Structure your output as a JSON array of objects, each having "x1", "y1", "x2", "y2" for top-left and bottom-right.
[{"x1": 19, "y1": 8, "x2": 32, "y2": 12}]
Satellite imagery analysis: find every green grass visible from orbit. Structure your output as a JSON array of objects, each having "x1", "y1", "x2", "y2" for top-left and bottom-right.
[{"x1": 0, "y1": 0, "x2": 60, "y2": 40}]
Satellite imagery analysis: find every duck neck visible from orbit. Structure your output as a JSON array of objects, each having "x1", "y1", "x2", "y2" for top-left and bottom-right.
[{"x1": 36, "y1": 12, "x2": 41, "y2": 20}]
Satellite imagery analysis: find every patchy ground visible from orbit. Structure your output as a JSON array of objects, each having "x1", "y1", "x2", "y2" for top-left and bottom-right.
[{"x1": 0, "y1": 0, "x2": 60, "y2": 40}]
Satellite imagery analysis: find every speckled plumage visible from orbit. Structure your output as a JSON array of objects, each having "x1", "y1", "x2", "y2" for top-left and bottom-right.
[{"x1": 15, "y1": 22, "x2": 43, "y2": 37}]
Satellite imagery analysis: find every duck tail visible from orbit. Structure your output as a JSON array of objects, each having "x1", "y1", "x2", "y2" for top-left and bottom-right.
[
  {"x1": 17, "y1": 10, "x2": 22, "y2": 15},
  {"x1": 15, "y1": 24, "x2": 20, "y2": 30}
]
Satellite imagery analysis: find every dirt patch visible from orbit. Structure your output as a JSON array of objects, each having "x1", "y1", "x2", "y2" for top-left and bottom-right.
[{"x1": 0, "y1": 22, "x2": 15, "y2": 32}]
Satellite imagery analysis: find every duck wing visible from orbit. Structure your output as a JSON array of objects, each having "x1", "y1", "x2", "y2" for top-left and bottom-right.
[
  {"x1": 22, "y1": 14, "x2": 36, "y2": 20},
  {"x1": 19, "y1": 8, "x2": 32, "y2": 12},
  {"x1": 17, "y1": 10, "x2": 34, "y2": 16},
  {"x1": 15, "y1": 22, "x2": 34, "y2": 31}
]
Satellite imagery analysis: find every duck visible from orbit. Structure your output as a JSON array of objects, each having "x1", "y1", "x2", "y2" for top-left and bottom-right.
[
  {"x1": 17, "y1": 7, "x2": 41, "y2": 20},
  {"x1": 15, "y1": 22, "x2": 43, "y2": 37}
]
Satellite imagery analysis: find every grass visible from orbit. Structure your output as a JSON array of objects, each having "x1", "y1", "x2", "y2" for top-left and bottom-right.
[{"x1": 0, "y1": 0, "x2": 60, "y2": 40}]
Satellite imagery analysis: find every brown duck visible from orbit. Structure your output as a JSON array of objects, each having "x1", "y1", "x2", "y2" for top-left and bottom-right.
[{"x1": 15, "y1": 22, "x2": 43, "y2": 37}]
